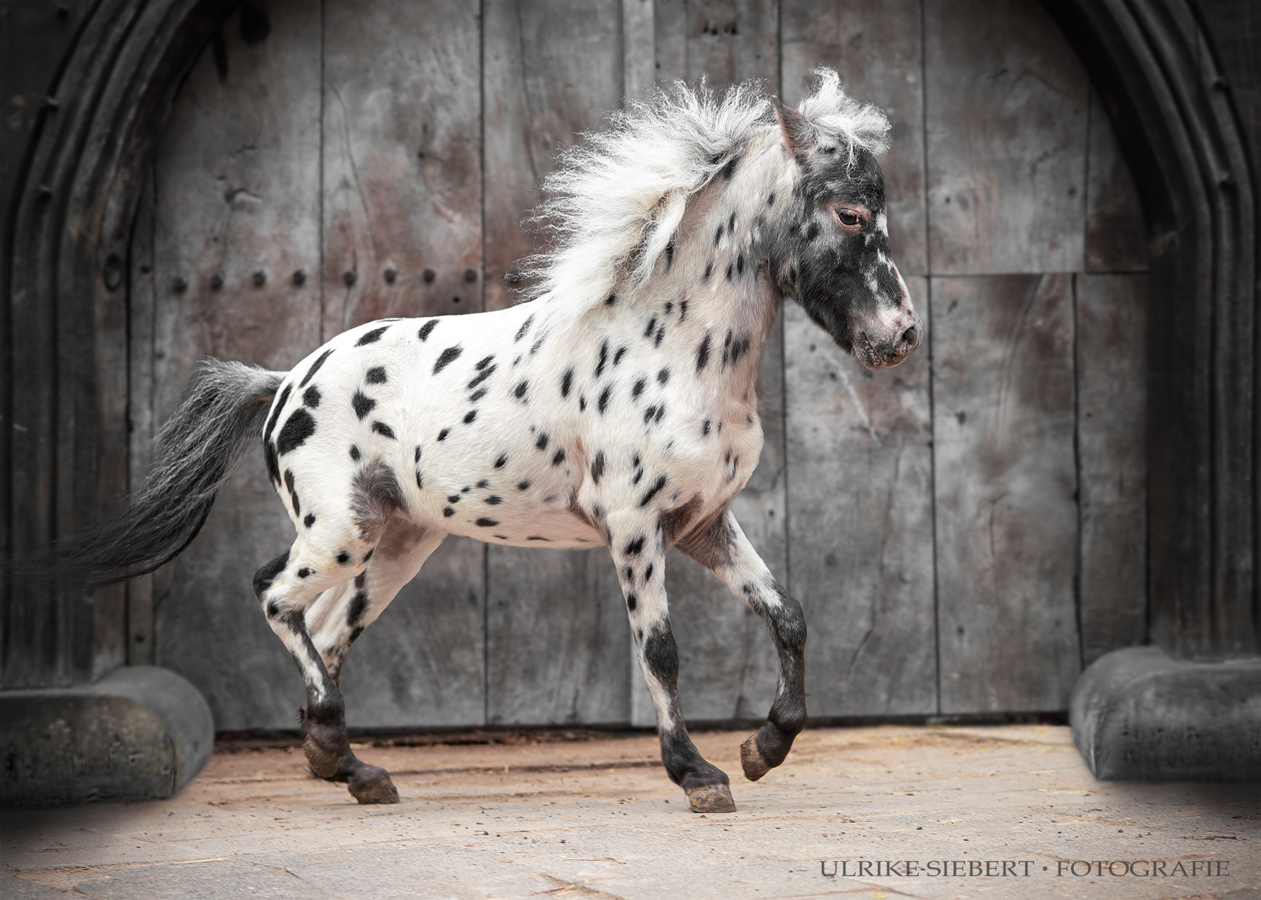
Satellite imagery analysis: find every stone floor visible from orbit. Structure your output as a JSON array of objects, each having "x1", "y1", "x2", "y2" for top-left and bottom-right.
[{"x1": 3, "y1": 724, "x2": 1259, "y2": 899}]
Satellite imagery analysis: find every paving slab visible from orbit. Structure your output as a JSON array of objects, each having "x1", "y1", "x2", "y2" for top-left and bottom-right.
[{"x1": 3, "y1": 725, "x2": 1259, "y2": 899}]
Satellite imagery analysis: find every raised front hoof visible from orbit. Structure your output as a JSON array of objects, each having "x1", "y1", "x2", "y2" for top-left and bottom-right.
[
  {"x1": 687, "y1": 783, "x2": 736, "y2": 813},
  {"x1": 347, "y1": 764, "x2": 399, "y2": 805},
  {"x1": 741, "y1": 733, "x2": 772, "y2": 781},
  {"x1": 304, "y1": 732, "x2": 349, "y2": 780}
]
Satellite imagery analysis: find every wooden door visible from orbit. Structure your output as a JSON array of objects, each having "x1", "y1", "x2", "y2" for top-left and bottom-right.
[{"x1": 136, "y1": 0, "x2": 1148, "y2": 730}]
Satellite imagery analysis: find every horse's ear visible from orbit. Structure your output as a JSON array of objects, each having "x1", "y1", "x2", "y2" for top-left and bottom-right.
[{"x1": 772, "y1": 96, "x2": 814, "y2": 165}]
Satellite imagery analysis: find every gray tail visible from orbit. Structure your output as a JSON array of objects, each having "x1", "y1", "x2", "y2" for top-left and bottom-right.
[{"x1": 14, "y1": 358, "x2": 285, "y2": 592}]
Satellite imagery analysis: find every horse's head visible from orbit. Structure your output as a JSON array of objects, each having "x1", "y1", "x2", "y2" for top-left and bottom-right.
[{"x1": 770, "y1": 95, "x2": 922, "y2": 370}]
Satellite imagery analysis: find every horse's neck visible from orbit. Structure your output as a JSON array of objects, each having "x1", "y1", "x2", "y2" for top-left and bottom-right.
[{"x1": 605, "y1": 132, "x2": 797, "y2": 398}]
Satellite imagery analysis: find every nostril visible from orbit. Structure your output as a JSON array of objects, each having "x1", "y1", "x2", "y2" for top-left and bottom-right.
[{"x1": 901, "y1": 325, "x2": 918, "y2": 347}]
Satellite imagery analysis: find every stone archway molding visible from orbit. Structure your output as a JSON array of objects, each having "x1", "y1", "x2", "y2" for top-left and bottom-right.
[{"x1": 1046, "y1": 0, "x2": 1261, "y2": 780}]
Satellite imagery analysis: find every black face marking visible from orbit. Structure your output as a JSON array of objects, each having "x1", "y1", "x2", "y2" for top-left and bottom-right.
[
  {"x1": 515, "y1": 314, "x2": 535, "y2": 342},
  {"x1": 643, "y1": 405, "x2": 657, "y2": 424},
  {"x1": 644, "y1": 317, "x2": 657, "y2": 339},
  {"x1": 722, "y1": 329, "x2": 733, "y2": 366},
  {"x1": 579, "y1": 395, "x2": 587, "y2": 412},
  {"x1": 721, "y1": 156, "x2": 737, "y2": 180},
  {"x1": 300, "y1": 350, "x2": 334, "y2": 389},
  {"x1": 356, "y1": 325, "x2": 389, "y2": 346},
  {"x1": 468, "y1": 363, "x2": 496, "y2": 389},
  {"x1": 736, "y1": 253, "x2": 745, "y2": 276},
  {"x1": 265, "y1": 384, "x2": 293, "y2": 444},
  {"x1": 806, "y1": 221, "x2": 820, "y2": 241},
  {"x1": 531, "y1": 335, "x2": 545, "y2": 355},
  {"x1": 297, "y1": 567, "x2": 312, "y2": 579},
  {"x1": 485, "y1": 496, "x2": 503, "y2": 505},
  {"x1": 728, "y1": 211, "x2": 736, "y2": 234},
  {"x1": 613, "y1": 346, "x2": 627, "y2": 366},
  {"x1": 767, "y1": 192, "x2": 775, "y2": 206},
  {"x1": 623, "y1": 565, "x2": 634, "y2": 582},
  {"x1": 703, "y1": 261, "x2": 712, "y2": 282},
  {"x1": 433, "y1": 345, "x2": 463, "y2": 374},
  {"x1": 725, "y1": 261, "x2": 734, "y2": 281},
  {"x1": 535, "y1": 432, "x2": 549, "y2": 450},
  {"x1": 463, "y1": 409, "x2": 477, "y2": 424},
  {"x1": 696, "y1": 333, "x2": 711, "y2": 371},
  {"x1": 654, "y1": 324, "x2": 665, "y2": 347},
  {"x1": 372, "y1": 421, "x2": 396, "y2": 439},
  {"x1": 415, "y1": 470, "x2": 423, "y2": 490},
  {"x1": 679, "y1": 300, "x2": 688, "y2": 320},
  {"x1": 303, "y1": 385, "x2": 321, "y2": 408},
  {"x1": 639, "y1": 474, "x2": 668, "y2": 507},
  {"x1": 514, "y1": 380, "x2": 529, "y2": 401},
  {"x1": 714, "y1": 225, "x2": 723, "y2": 246},
  {"x1": 665, "y1": 238, "x2": 675, "y2": 268},
  {"x1": 598, "y1": 385, "x2": 612, "y2": 414},
  {"x1": 277, "y1": 409, "x2": 316, "y2": 455},
  {"x1": 644, "y1": 562, "x2": 654, "y2": 582},
  {"x1": 304, "y1": 513, "x2": 316, "y2": 528},
  {"x1": 448, "y1": 494, "x2": 461, "y2": 503},
  {"x1": 418, "y1": 320, "x2": 438, "y2": 341},
  {"x1": 469, "y1": 388, "x2": 487, "y2": 402},
  {"x1": 627, "y1": 594, "x2": 638, "y2": 613},
  {"x1": 517, "y1": 480, "x2": 531, "y2": 491},
  {"x1": 657, "y1": 367, "x2": 670, "y2": 385},
  {"x1": 414, "y1": 445, "x2": 422, "y2": 463},
  {"x1": 606, "y1": 293, "x2": 617, "y2": 305},
  {"x1": 560, "y1": 368, "x2": 574, "y2": 398},
  {"x1": 438, "y1": 428, "x2": 450, "y2": 441},
  {"x1": 336, "y1": 551, "x2": 351, "y2": 565},
  {"x1": 350, "y1": 445, "x2": 361, "y2": 461},
  {"x1": 552, "y1": 449, "x2": 566, "y2": 466},
  {"x1": 352, "y1": 391, "x2": 375, "y2": 420},
  {"x1": 702, "y1": 419, "x2": 711, "y2": 436},
  {"x1": 477, "y1": 479, "x2": 490, "y2": 489},
  {"x1": 443, "y1": 507, "x2": 455, "y2": 517},
  {"x1": 591, "y1": 451, "x2": 605, "y2": 484},
  {"x1": 632, "y1": 378, "x2": 646, "y2": 399},
  {"x1": 595, "y1": 339, "x2": 609, "y2": 377},
  {"x1": 494, "y1": 452, "x2": 508, "y2": 469},
  {"x1": 365, "y1": 366, "x2": 387, "y2": 385},
  {"x1": 625, "y1": 535, "x2": 645, "y2": 556},
  {"x1": 475, "y1": 517, "x2": 499, "y2": 527}
]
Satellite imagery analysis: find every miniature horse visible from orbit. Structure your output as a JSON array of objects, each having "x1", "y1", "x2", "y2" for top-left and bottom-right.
[{"x1": 50, "y1": 71, "x2": 920, "y2": 812}]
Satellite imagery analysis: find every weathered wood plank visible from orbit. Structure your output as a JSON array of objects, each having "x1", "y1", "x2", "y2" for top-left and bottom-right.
[
  {"x1": 782, "y1": 0, "x2": 928, "y2": 276},
  {"x1": 783, "y1": 276, "x2": 935, "y2": 717},
  {"x1": 319, "y1": 0, "x2": 487, "y2": 728},
  {"x1": 623, "y1": 0, "x2": 656, "y2": 101},
  {"x1": 321, "y1": 0, "x2": 482, "y2": 334},
  {"x1": 483, "y1": 0, "x2": 629, "y2": 725},
  {"x1": 653, "y1": 0, "x2": 688, "y2": 82},
  {"x1": 933, "y1": 274, "x2": 1080, "y2": 713},
  {"x1": 151, "y1": 0, "x2": 324, "y2": 729},
  {"x1": 483, "y1": 0, "x2": 624, "y2": 314},
  {"x1": 1077, "y1": 273, "x2": 1147, "y2": 666},
  {"x1": 1084, "y1": 89, "x2": 1148, "y2": 273},
  {"x1": 923, "y1": 0, "x2": 1089, "y2": 275},
  {"x1": 485, "y1": 549, "x2": 628, "y2": 726}
]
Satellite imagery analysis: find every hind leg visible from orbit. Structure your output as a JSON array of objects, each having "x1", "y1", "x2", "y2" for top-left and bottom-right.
[
  {"x1": 303, "y1": 519, "x2": 445, "y2": 803},
  {"x1": 676, "y1": 509, "x2": 807, "y2": 782},
  {"x1": 609, "y1": 510, "x2": 736, "y2": 813}
]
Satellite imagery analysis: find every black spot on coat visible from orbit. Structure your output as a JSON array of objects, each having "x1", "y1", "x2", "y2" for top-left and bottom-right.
[
  {"x1": 365, "y1": 366, "x2": 387, "y2": 385},
  {"x1": 418, "y1": 320, "x2": 438, "y2": 341},
  {"x1": 300, "y1": 350, "x2": 333, "y2": 388},
  {"x1": 277, "y1": 408, "x2": 316, "y2": 455},
  {"x1": 433, "y1": 345, "x2": 463, "y2": 374},
  {"x1": 372, "y1": 421, "x2": 396, "y2": 439},
  {"x1": 356, "y1": 325, "x2": 389, "y2": 346},
  {"x1": 352, "y1": 391, "x2": 375, "y2": 419}
]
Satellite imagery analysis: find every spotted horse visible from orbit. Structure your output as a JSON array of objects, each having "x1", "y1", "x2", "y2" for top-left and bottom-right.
[{"x1": 47, "y1": 70, "x2": 921, "y2": 812}]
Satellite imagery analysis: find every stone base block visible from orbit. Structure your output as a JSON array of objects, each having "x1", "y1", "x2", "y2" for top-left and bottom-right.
[
  {"x1": 1071, "y1": 646, "x2": 1261, "y2": 781},
  {"x1": 0, "y1": 666, "x2": 214, "y2": 807}
]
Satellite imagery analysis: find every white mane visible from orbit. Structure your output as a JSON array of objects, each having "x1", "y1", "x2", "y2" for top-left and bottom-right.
[{"x1": 523, "y1": 68, "x2": 890, "y2": 308}]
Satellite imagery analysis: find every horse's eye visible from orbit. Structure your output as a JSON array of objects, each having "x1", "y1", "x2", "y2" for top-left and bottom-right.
[{"x1": 838, "y1": 211, "x2": 860, "y2": 227}]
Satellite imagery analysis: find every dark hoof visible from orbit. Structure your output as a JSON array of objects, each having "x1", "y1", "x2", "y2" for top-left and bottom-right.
[
  {"x1": 741, "y1": 733, "x2": 771, "y2": 781},
  {"x1": 348, "y1": 763, "x2": 400, "y2": 804},
  {"x1": 687, "y1": 783, "x2": 736, "y2": 813},
  {"x1": 304, "y1": 732, "x2": 348, "y2": 779}
]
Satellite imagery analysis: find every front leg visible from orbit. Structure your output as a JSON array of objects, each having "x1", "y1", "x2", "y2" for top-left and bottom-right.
[
  {"x1": 609, "y1": 511, "x2": 736, "y2": 813},
  {"x1": 675, "y1": 508, "x2": 807, "y2": 781}
]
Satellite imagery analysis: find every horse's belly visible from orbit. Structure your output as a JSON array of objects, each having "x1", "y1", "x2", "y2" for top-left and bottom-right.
[{"x1": 439, "y1": 506, "x2": 605, "y2": 549}]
